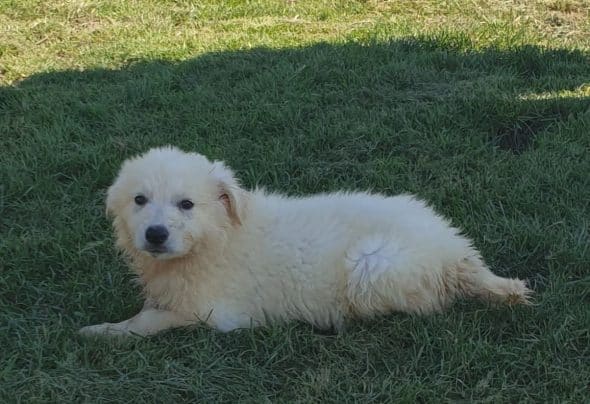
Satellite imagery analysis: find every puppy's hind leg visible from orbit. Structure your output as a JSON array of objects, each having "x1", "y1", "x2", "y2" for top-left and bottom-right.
[
  {"x1": 345, "y1": 234, "x2": 449, "y2": 316},
  {"x1": 344, "y1": 235, "x2": 533, "y2": 318},
  {"x1": 451, "y1": 255, "x2": 533, "y2": 306}
]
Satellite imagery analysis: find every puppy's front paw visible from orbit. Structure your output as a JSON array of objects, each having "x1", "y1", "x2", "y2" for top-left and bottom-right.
[{"x1": 79, "y1": 323, "x2": 131, "y2": 337}]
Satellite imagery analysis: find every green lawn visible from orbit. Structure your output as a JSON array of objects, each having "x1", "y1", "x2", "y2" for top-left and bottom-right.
[{"x1": 1, "y1": 0, "x2": 589, "y2": 402}]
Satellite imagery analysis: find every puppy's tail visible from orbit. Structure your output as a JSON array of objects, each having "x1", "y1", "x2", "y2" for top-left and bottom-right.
[{"x1": 452, "y1": 256, "x2": 533, "y2": 306}]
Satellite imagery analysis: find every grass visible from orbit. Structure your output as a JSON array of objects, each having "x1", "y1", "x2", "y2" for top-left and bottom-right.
[{"x1": 1, "y1": 0, "x2": 589, "y2": 402}]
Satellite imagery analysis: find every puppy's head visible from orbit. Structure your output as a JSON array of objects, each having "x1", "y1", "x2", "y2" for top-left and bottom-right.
[{"x1": 106, "y1": 147, "x2": 245, "y2": 261}]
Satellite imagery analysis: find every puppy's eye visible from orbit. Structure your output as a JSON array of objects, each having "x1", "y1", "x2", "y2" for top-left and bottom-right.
[
  {"x1": 179, "y1": 199, "x2": 194, "y2": 210},
  {"x1": 134, "y1": 195, "x2": 148, "y2": 206}
]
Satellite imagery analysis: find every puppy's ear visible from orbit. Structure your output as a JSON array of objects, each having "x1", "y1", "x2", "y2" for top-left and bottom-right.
[
  {"x1": 105, "y1": 182, "x2": 119, "y2": 218},
  {"x1": 105, "y1": 157, "x2": 135, "y2": 218},
  {"x1": 211, "y1": 161, "x2": 246, "y2": 226}
]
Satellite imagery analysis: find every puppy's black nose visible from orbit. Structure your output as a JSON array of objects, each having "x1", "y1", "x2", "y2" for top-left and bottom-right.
[{"x1": 145, "y1": 225, "x2": 169, "y2": 245}]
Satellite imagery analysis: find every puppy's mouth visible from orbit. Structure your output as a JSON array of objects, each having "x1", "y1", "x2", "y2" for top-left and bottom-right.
[{"x1": 144, "y1": 245, "x2": 169, "y2": 257}]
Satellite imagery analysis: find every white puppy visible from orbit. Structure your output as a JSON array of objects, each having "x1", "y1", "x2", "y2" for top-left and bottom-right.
[{"x1": 80, "y1": 147, "x2": 531, "y2": 336}]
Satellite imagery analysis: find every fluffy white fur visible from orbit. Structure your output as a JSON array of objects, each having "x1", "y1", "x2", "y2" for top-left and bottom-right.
[{"x1": 80, "y1": 147, "x2": 532, "y2": 336}]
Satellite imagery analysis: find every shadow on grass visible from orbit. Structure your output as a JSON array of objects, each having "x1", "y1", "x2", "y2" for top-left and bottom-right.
[
  {"x1": 1, "y1": 36, "x2": 589, "y2": 300},
  {"x1": 1, "y1": 37, "x2": 589, "y2": 403},
  {"x1": 2, "y1": 37, "x2": 589, "y2": 160}
]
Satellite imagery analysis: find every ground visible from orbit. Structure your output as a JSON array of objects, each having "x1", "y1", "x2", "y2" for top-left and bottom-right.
[{"x1": 1, "y1": 0, "x2": 589, "y2": 402}]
